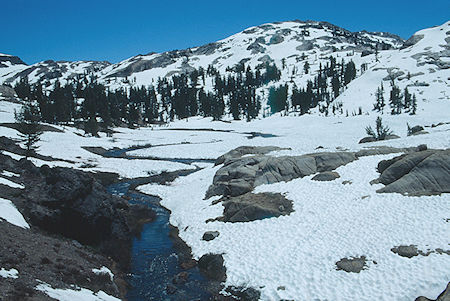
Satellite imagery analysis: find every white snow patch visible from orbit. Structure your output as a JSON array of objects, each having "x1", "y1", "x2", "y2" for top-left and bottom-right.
[
  {"x1": 92, "y1": 266, "x2": 114, "y2": 282},
  {"x1": 0, "y1": 268, "x2": 19, "y2": 279},
  {"x1": 1, "y1": 170, "x2": 20, "y2": 177},
  {"x1": 35, "y1": 283, "x2": 120, "y2": 301},
  {"x1": 0, "y1": 197, "x2": 29, "y2": 229},
  {"x1": 0, "y1": 176, "x2": 24, "y2": 189}
]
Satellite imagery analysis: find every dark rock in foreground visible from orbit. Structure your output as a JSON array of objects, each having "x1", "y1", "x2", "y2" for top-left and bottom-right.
[
  {"x1": 198, "y1": 254, "x2": 226, "y2": 281},
  {"x1": 312, "y1": 171, "x2": 340, "y2": 181},
  {"x1": 225, "y1": 286, "x2": 261, "y2": 301},
  {"x1": 206, "y1": 148, "x2": 356, "y2": 198},
  {"x1": 376, "y1": 149, "x2": 450, "y2": 195},
  {"x1": 336, "y1": 256, "x2": 367, "y2": 273},
  {"x1": 0, "y1": 221, "x2": 124, "y2": 300},
  {"x1": 391, "y1": 245, "x2": 419, "y2": 258},
  {"x1": 203, "y1": 231, "x2": 220, "y2": 241},
  {"x1": 216, "y1": 192, "x2": 293, "y2": 223}
]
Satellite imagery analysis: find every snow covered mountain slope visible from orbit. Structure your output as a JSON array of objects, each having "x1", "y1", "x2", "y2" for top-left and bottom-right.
[
  {"x1": 1, "y1": 20, "x2": 403, "y2": 88},
  {"x1": 338, "y1": 20, "x2": 450, "y2": 116},
  {"x1": 97, "y1": 20, "x2": 403, "y2": 88},
  {"x1": 0, "y1": 20, "x2": 448, "y2": 118},
  {"x1": 0, "y1": 57, "x2": 110, "y2": 87}
]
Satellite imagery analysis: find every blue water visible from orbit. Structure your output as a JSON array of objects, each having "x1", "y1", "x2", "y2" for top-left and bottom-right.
[
  {"x1": 107, "y1": 182, "x2": 212, "y2": 301},
  {"x1": 103, "y1": 146, "x2": 215, "y2": 164}
]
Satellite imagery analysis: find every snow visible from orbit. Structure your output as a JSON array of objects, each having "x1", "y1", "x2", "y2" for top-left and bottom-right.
[
  {"x1": 0, "y1": 197, "x2": 29, "y2": 229},
  {"x1": 138, "y1": 154, "x2": 450, "y2": 301},
  {"x1": 0, "y1": 175, "x2": 24, "y2": 189},
  {"x1": 1, "y1": 170, "x2": 20, "y2": 177},
  {"x1": 92, "y1": 266, "x2": 114, "y2": 282},
  {"x1": 0, "y1": 268, "x2": 19, "y2": 279},
  {"x1": 35, "y1": 283, "x2": 120, "y2": 301}
]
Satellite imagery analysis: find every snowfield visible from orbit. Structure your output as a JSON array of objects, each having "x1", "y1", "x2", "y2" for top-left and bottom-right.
[{"x1": 1, "y1": 99, "x2": 449, "y2": 300}]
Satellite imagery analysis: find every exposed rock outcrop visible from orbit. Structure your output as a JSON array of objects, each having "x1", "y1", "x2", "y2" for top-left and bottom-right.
[
  {"x1": 216, "y1": 192, "x2": 293, "y2": 223},
  {"x1": 335, "y1": 256, "x2": 367, "y2": 273},
  {"x1": 202, "y1": 231, "x2": 220, "y2": 241},
  {"x1": 207, "y1": 149, "x2": 356, "y2": 198},
  {"x1": 0, "y1": 146, "x2": 155, "y2": 270},
  {"x1": 198, "y1": 254, "x2": 226, "y2": 281},
  {"x1": 312, "y1": 171, "x2": 340, "y2": 181},
  {"x1": 376, "y1": 149, "x2": 450, "y2": 195},
  {"x1": 215, "y1": 145, "x2": 288, "y2": 166},
  {"x1": 0, "y1": 221, "x2": 125, "y2": 300}
]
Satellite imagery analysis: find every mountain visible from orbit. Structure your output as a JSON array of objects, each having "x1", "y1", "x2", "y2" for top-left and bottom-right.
[
  {"x1": 97, "y1": 20, "x2": 403, "y2": 86},
  {"x1": 0, "y1": 20, "x2": 404, "y2": 87},
  {"x1": 0, "y1": 57, "x2": 110, "y2": 86},
  {"x1": 0, "y1": 20, "x2": 448, "y2": 118}
]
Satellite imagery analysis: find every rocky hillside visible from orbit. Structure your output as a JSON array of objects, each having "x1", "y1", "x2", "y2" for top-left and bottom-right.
[
  {"x1": 0, "y1": 55, "x2": 110, "y2": 87},
  {"x1": 0, "y1": 20, "x2": 404, "y2": 88},
  {"x1": 0, "y1": 20, "x2": 448, "y2": 117}
]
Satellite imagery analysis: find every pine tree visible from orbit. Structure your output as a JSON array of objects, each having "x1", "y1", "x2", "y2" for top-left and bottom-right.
[
  {"x1": 389, "y1": 84, "x2": 403, "y2": 115},
  {"x1": 303, "y1": 61, "x2": 310, "y2": 74},
  {"x1": 365, "y1": 116, "x2": 393, "y2": 141},
  {"x1": 14, "y1": 101, "x2": 43, "y2": 158},
  {"x1": 373, "y1": 83, "x2": 385, "y2": 112},
  {"x1": 403, "y1": 87, "x2": 411, "y2": 112},
  {"x1": 410, "y1": 94, "x2": 417, "y2": 115}
]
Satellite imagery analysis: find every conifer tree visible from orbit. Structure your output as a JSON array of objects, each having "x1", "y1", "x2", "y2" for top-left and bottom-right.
[
  {"x1": 410, "y1": 94, "x2": 417, "y2": 115},
  {"x1": 14, "y1": 101, "x2": 43, "y2": 158},
  {"x1": 373, "y1": 83, "x2": 385, "y2": 112},
  {"x1": 403, "y1": 87, "x2": 411, "y2": 112},
  {"x1": 304, "y1": 61, "x2": 310, "y2": 74},
  {"x1": 389, "y1": 84, "x2": 403, "y2": 115}
]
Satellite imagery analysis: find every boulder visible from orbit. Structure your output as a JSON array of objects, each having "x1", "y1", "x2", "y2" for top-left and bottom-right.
[
  {"x1": 376, "y1": 149, "x2": 450, "y2": 195},
  {"x1": 309, "y1": 152, "x2": 357, "y2": 172},
  {"x1": 335, "y1": 256, "x2": 367, "y2": 273},
  {"x1": 226, "y1": 286, "x2": 261, "y2": 301},
  {"x1": 391, "y1": 245, "x2": 419, "y2": 258},
  {"x1": 409, "y1": 125, "x2": 425, "y2": 135},
  {"x1": 202, "y1": 231, "x2": 220, "y2": 241},
  {"x1": 402, "y1": 34, "x2": 425, "y2": 49},
  {"x1": 9, "y1": 161, "x2": 155, "y2": 270},
  {"x1": 359, "y1": 136, "x2": 377, "y2": 144},
  {"x1": 269, "y1": 34, "x2": 284, "y2": 45},
  {"x1": 218, "y1": 192, "x2": 293, "y2": 223},
  {"x1": 312, "y1": 171, "x2": 340, "y2": 181},
  {"x1": 207, "y1": 148, "x2": 356, "y2": 199},
  {"x1": 198, "y1": 254, "x2": 226, "y2": 281},
  {"x1": 0, "y1": 85, "x2": 17, "y2": 100},
  {"x1": 215, "y1": 145, "x2": 287, "y2": 166},
  {"x1": 384, "y1": 134, "x2": 401, "y2": 140}
]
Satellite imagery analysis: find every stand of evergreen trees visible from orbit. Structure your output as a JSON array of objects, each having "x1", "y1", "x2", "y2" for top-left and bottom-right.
[
  {"x1": 13, "y1": 56, "x2": 360, "y2": 134},
  {"x1": 373, "y1": 80, "x2": 417, "y2": 115}
]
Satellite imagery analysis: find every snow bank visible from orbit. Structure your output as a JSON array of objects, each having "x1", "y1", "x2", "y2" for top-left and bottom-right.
[
  {"x1": 35, "y1": 283, "x2": 120, "y2": 301},
  {"x1": 92, "y1": 266, "x2": 114, "y2": 282},
  {"x1": 0, "y1": 268, "x2": 19, "y2": 279},
  {"x1": 139, "y1": 153, "x2": 450, "y2": 300},
  {"x1": 0, "y1": 197, "x2": 29, "y2": 229},
  {"x1": 0, "y1": 176, "x2": 24, "y2": 189}
]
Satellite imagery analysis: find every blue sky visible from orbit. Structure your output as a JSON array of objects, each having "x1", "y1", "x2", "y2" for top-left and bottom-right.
[{"x1": 3, "y1": 0, "x2": 449, "y2": 64}]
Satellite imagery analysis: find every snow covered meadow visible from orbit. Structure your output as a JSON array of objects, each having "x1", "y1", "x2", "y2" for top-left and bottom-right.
[{"x1": 1, "y1": 95, "x2": 449, "y2": 300}]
